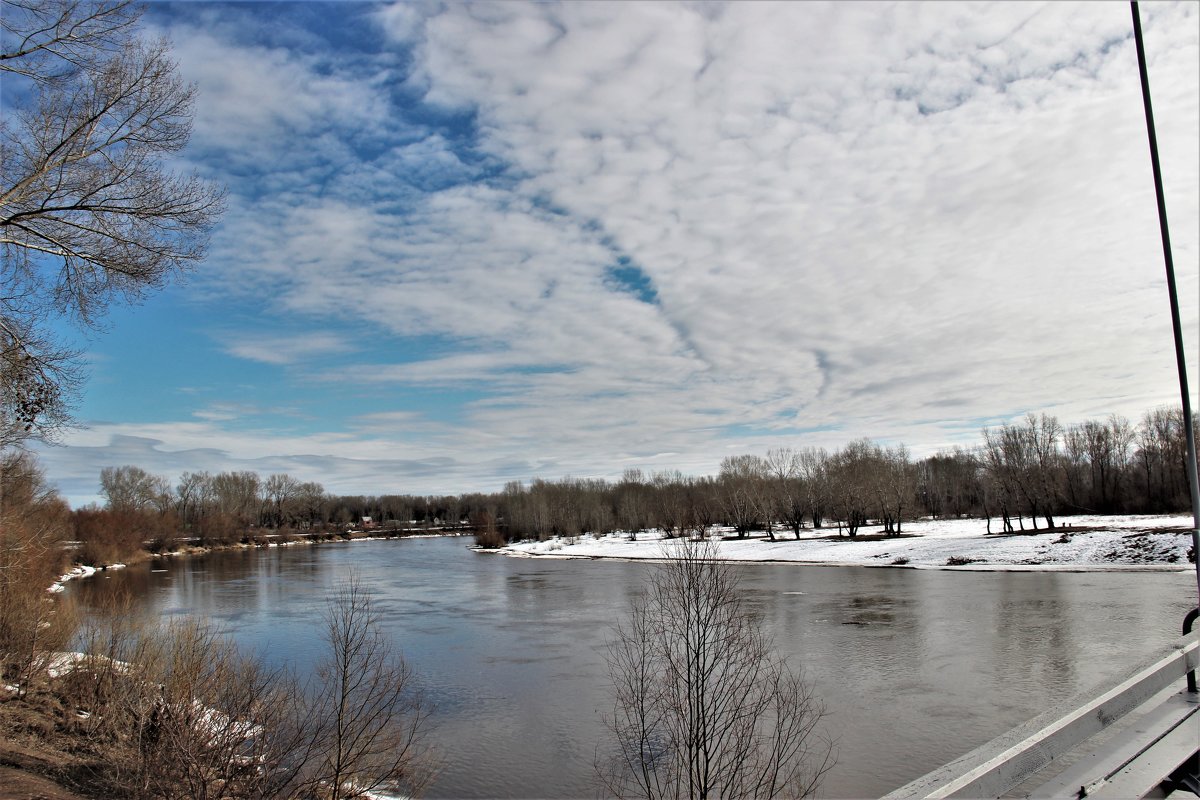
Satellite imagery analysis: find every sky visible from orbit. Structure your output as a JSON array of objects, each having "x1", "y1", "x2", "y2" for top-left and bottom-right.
[{"x1": 26, "y1": 0, "x2": 1200, "y2": 507}]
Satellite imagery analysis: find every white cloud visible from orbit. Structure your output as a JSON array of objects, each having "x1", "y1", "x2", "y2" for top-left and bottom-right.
[
  {"x1": 37, "y1": 1, "x2": 1199, "y2": 503},
  {"x1": 192, "y1": 402, "x2": 304, "y2": 422},
  {"x1": 166, "y1": 23, "x2": 400, "y2": 169},
  {"x1": 221, "y1": 331, "x2": 353, "y2": 365},
  {"x1": 384, "y1": 0, "x2": 1198, "y2": 434}
]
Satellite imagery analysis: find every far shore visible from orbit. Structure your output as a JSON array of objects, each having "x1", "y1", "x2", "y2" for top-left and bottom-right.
[
  {"x1": 486, "y1": 513, "x2": 1197, "y2": 573},
  {"x1": 51, "y1": 514, "x2": 1195, "y2": 593}
]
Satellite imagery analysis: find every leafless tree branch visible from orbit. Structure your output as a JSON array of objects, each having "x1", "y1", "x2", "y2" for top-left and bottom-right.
[
  {"x1": 598, "y1": 540, "x2": 833, "y2": 800},
  {"x1": 1, "y1": 0, "x2": 223, "y2": 445}
]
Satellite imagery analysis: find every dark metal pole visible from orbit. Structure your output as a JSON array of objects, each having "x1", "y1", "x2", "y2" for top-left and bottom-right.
[{"x1": 1130, "y1": 2, "x2": 1200, "y2": 605}]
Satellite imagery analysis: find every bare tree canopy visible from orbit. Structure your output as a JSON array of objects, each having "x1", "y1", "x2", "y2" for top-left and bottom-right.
[
  {"x1": 285, "y1": 573, "x2": 437, "y2": 799},
  {"x1": 599, "y1": 540, "x2": 833, "y2": 800},
  {"x1": 1, "y1": 0, "x2": 223, "y2": 445},
  {"x1": 98, "y1": 463, "x2": 160, "y2": 512}
]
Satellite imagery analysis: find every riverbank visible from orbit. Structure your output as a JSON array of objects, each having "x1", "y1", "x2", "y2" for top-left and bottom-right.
[
  {"x1": 491, "y1": 514, "x2": 1197, "y2": 571},
  {"x1": 48, "y1": 530, "x2": 473, "y2": 593}
]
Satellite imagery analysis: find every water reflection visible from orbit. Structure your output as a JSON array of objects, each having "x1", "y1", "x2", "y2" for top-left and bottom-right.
[
  {"x1": 993, "y1": 576, "x2": 1075, "y2": 696},
  {"x1": 69, "y1": 539, "x2": 1195, "y2": 799}
]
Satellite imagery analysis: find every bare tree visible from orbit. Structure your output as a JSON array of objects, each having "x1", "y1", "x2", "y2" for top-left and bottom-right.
[
  {"x1": 148, "y1": 473, "x2": 173, "y2": 516},
  {"x1": 262, "y1": 472, "x2": 300, "y2": 529},
  {"x1": 1095, "y1": 416, "x2": 1134, "y2": 512},
  {"x1": 210, "y1": 470, "x2": 260, "y2": 528},
  {"x1": 617, "y1": 469, "x2": 651, "y2": 540},
  {"x1": 294, "y1": 480, "x2": 328, "y2": 529},
  {"x1": 599, "y1": 540, "x2": 832, "y2": 800},
  {"x1": 99, "y1": 464, "x2": 159, "y2": 512},
  {"x1": 0, "y1": 312, "x2": 77, "y2": 446},
  {"x1": 981, "y1": 415, "x2": 1066, "y2": 530},
  {"x1": 175, "y1": 470, "x2": 211, "y2": 527},
  {"x1": 525, "y1": 479, "x2": 554, "y2": 539},
  {"x1": 796, "y1": 448, "x2": 829, "y2": 529},
  {"x1": 1, "y1": 0, "x2": 223, "y2": 443},
  {"x1": 0, "y1": 0, "x2": 139, "y2": 80},
  {"x1": 827, "y1": 440, "x2": 874, "y2": 537},
  {"x1": 284, "y1": 573, "x2": 436, "y2": 800},
  {"x1": 739, "y1": 455, "x2": 783, "y2": 542},
  {"x1": 651, "y1": 470, "x2": 694, "y2": 538},
  {"x1": 717, "y1": 456, "x2": 763, "y2": 538},
  {"x1": 581, "y1": 477, "x2": 617, "y2": 537},
  {"x1": 1025, "y1": 413, "x2": 1063, "y2": 529},
  {"x1": 917, "y1": 448, "x2": 982, "y2": 519},
  {"x1": 134, "y1": 619, "x2": 295, "y2": 800},
  {"x1": 878, "y1": 445, "x2": 916, "y2": 536},
  {"x1": 765, "y1": 448, "x2": 810, "y2": 539},
  {"x1": 1135, "y1": 407, "x2": 1196, "y2": 511}
]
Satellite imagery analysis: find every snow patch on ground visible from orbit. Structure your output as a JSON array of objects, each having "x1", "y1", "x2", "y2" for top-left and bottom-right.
[
  {"x1": 39, "y1": 651, "x2": 131, "y2": 679},
  {"x1": 495, "y1": 514, "x2": 1196, "y2": 572},
  {"x1": 47, "y1": 564, "x2": 97, "y2": 593},
  {"x1": 47, "y1": 562, "x2": 126, "y2": 593}
]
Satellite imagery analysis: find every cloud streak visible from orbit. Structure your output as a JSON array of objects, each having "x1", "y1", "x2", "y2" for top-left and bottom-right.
[{"x1": 35, "y1": 1, "x2": 1199, "y2": 505}]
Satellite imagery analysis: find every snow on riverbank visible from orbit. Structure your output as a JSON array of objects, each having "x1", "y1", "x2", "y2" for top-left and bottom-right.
[
  {"x1": 44, "y1": 532, "x2": 474, "y2": 594},
  {"x1": 494, "y1": 514, "x2": 1197, "y2": 571},
  {"x1": 47, "y1": 562, "x2": 125, "y2": 593}
]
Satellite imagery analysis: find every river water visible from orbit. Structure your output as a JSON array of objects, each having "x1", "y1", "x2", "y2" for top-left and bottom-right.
[{"x1": 68, "y1": 536, "x2": 1196, "y2": 799}]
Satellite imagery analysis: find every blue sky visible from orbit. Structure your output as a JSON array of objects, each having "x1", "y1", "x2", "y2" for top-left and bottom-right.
[{"x1": 28, "y1": 1, "x2": 1200, "y2": 506}]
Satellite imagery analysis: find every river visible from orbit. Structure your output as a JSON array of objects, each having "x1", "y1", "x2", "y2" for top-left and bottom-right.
[{"x1": 68, "y1": 536, "x2": 1197, "y2": 798}]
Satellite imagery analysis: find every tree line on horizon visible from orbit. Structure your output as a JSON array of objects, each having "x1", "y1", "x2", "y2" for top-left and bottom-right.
[
  {"x1": 59, "y1": 404, "x2": 1199, "y2": 557},
  {"x1": 482, "y1": 406, "x2": 1197, "y2": 544}
]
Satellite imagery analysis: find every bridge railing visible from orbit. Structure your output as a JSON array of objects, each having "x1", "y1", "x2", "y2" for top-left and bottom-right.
[{"x1": 882, "y1": 621, "x2": 1198, "y2": 800}]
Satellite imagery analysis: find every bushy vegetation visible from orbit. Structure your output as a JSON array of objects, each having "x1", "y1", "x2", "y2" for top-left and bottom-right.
[
  {"x1": 2, "y1": 449, "x2": 435, "y2": 799},
  {"x1": 72, "y1": 507, "x2": 163, "y2": 566},
  {"x1": 2, "y1": 569, "x2": 434, "y2": 799},
  {"x1": 0, "y1": 452, "x2": 77, "y2": 695}
]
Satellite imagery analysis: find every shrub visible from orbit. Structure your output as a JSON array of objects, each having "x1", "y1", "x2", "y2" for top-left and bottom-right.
[
  {"x1": 73, "y1": 508, "x2": 154, "y2": 565},
  {"x1": 473, "y1": 527, "x2": 507, "y2": 549},
  {"x1": 1, "y1": 453, "x2": 77, "y2": 691},
  {"x1": 194, "y1": 513, "x2": 241, "y2": 547}
]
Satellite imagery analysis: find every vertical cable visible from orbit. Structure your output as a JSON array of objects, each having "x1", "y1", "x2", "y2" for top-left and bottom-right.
[{"x1": 1130, "y1": 2, "x2": 1200, "y2": 605}]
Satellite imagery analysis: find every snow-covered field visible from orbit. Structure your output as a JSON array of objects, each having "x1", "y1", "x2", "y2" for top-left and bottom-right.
[{"x1": 495, "y1": 514, "x2": 1197, "y2": 572}]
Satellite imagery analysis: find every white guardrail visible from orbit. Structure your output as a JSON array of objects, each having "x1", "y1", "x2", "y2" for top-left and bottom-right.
[{"x1": 882, "y1": 620, "x2": 1199, "y2": 800}]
